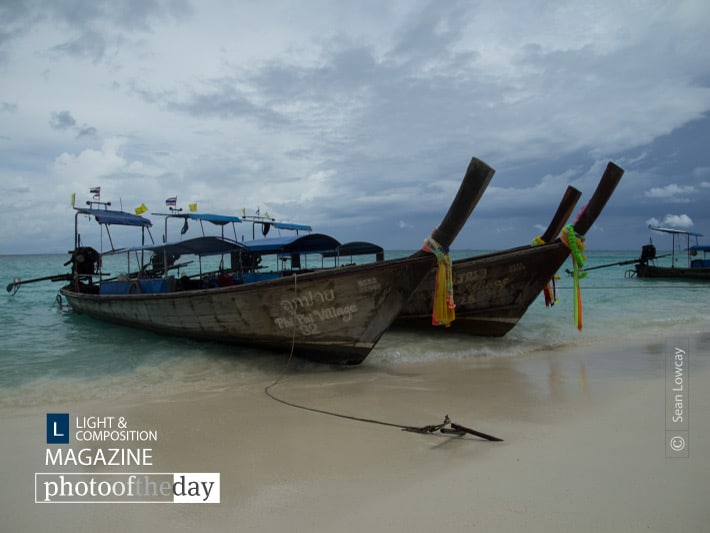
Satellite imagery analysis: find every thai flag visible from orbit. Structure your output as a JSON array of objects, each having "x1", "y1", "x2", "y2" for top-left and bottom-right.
[
  {"x1": 90, "y1": 186, "x2": 101, "y2": 199},
  {"x1": 165, "y1": 196, "x2": 177, "y2": 207}
]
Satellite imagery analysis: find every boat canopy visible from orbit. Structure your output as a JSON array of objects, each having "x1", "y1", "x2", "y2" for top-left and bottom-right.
[
  {"x1": 155, "y1": 213, "x2": 310, "y2": 230},
  {"x1": 322, "y1": 241, "x2": 384, "y2": 258},
  {"x1": 154, "y1": 212, "x2": 242, "y2": 225},
  {"x1": 242, "y1": 233, "x2": 340, "y2": 254},
  {"x1": 144, "y1": 236, "x2": 247, "y2": 257},
  {"x1": 649, "y1": 226, "x2": 703, "y2": 237},
  {"x1": 270, "y1": 221, "x2": 312, "y2": 232},
  {"x1": 690, "y1": 245, "x2": 710, "y2": 253},
  {"x1": 76, "y1": 208, "x2": 152, "y2": 227}
]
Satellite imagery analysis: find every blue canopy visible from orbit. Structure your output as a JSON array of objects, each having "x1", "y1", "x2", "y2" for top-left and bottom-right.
[
  {"x1": 156, "y1": 212, "x2": 311, "y2": 232},
  {"x1": 242, "y1": 233, "x2": 340, "y2": 254},
  {"x1": 77, "y1": 208, "x2": 152, "y2": 227},
  {"x1": 649, "y1": 226, "x2": 703, "y2": 237},
  {"x1": 240, "y1": 215, "x2": 312, "y2": 234},
  {"x1": 167, "y1": 212, "x2": 242, "y2": 225},
  {"x1": 271, "y1": 221, "x2": 312, "y2": 232}
]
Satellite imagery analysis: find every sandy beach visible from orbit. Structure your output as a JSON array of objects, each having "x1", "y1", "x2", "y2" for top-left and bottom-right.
[{"x1": 2, "y1": 333, "x2": 708, "y2": 532}]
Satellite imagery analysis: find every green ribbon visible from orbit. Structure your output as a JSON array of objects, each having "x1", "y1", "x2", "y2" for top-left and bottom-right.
[{"x1": 563, "y1": 224, "x2": 586, "y2": 331}]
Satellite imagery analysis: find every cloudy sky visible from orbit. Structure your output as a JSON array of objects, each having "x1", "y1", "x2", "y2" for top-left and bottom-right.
[{"x1": 2, "y1": 0, "x2": 709, "y2": 254}]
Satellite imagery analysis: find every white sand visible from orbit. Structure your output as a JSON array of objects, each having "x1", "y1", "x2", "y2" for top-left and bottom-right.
[{"x1": 2, "y1": 335, "x2": 708, "y2": 532}]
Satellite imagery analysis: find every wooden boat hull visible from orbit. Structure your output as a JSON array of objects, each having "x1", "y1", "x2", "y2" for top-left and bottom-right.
[
  {"x1": 634, "y1": 263, "x2": 710, "y2": 281},
  {"x1": 398, "y1": 242, "x2": 570, "y2": 336},
  {"x1": 60, "y1": 256, "x2": 436, "y2": 365}
]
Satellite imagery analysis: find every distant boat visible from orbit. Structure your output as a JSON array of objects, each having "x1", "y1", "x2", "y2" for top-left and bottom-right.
[
  {"x1": 397, "y1": 162, "x2": 624, "y2": 336},
  {"x1": 8, "y1": 157, "x2": 495, "y2": 365},
  {"x1": 630, "y1": 227, "x2": 710, "y2": 281}
]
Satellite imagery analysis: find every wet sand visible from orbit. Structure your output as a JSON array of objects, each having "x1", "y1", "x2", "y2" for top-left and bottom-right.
[{"x1": 2, "y1": 335, "x2": 708, "y2": 532}]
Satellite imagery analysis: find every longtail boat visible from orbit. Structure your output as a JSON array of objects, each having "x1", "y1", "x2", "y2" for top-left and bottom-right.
[
  {"x1": 8, "y1": 157, "x2": 494, "y2": 364},
  {"x1": 629, "y1": 227, "x2": 710, "y2": 281},
  {"x1": 397, "y1": 162, "x2": 624, "y2": 336}
]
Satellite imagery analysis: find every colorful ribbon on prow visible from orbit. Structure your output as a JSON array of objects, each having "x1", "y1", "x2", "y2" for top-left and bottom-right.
[
  {"x1": 540, "y1": 274, "x2": 560, "y2": 307},
  {"x1": 422, "y1": 236, "x2": 456, "y2": 327},
  {"x1": 561, "y1": 224, "x2": 587, "y2": 331}
]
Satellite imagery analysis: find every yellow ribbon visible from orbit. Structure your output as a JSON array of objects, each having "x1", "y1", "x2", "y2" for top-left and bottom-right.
[{"x1": 423, "y1": 236, "x2": 456, "y2": 327}]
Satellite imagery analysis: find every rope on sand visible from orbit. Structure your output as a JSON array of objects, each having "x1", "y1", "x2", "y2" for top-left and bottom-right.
[{"x1": 263, "y1": 273, "x2": 503, "y2": 442}]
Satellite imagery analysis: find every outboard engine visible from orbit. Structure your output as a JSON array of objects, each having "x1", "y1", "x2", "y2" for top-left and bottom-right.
[
  {"x1": 640, "y1": 243, "x2": 656, "y2": 263},
  {"x1": 66, "y1": 246, "x2": 101, "y2": 275}
]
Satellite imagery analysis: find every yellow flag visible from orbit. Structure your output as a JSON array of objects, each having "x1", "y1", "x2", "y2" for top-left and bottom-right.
[
  {"x1": 241, "y1": 207, "x2": 246, "y2": 217},
  {"x1": 264, "y1": 211, "x2": 270, "y2": 219},
  {"x1": 71, "y1": 193, "x2": 76, "y2": 207},
  {"x1": 135, "y1": 203, "x2": 148, "y2": 215},
  {"x1": 189, "y1": 202, "x2": 198, "y2": 212}
]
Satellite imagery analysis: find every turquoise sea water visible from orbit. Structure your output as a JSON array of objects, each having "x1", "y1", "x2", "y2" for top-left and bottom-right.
[{"x1": 1, "y1": 250, "x2": 707, "y2": 407}]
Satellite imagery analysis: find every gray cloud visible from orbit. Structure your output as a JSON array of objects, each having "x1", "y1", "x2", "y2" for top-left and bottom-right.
[
  {"x1": 76, "y1": 126, "x2": 98, "y2": 140},
  {"x1": 645, "y1": 184, "x2": 696, "y2": 199},
  {"x1": 167, "y1": 79, "x2": 290, "y2": 126},
  {"x1": 1, "y1": 1, "x2": 710, "y2": 253},
  {"x1": 2, "y1": 0, "x2": 194, "y2": 65},
  {"x1": 50, "y1": 110, "x2": 77, "y2": 130},
  {"x1": 49, "y1": 30, "x2": 107, "y2": 63}
]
